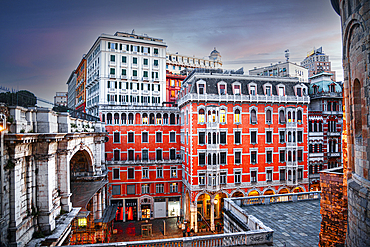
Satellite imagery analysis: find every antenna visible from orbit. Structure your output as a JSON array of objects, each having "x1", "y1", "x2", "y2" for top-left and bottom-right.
[{"x1": 285, "y1": 49, "x2": 290, "y2": 62}]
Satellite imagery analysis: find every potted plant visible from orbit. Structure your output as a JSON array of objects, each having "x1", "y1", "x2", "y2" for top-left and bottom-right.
[{"x1": 201, "y1": 224, "x2": 206, "y2": 232}]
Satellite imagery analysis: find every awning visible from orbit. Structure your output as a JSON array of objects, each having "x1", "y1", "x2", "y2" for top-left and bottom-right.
[
  {"x1": 70, "y1": 180, "x2": 108, "y2": 209},
  {"x1": 95, "y1": 204, "x2": 118, "y2": 223}
]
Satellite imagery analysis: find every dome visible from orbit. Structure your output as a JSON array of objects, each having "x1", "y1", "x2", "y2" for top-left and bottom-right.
[{"x1": 210, "y1": 47, "x2": 220, "y2": 56}]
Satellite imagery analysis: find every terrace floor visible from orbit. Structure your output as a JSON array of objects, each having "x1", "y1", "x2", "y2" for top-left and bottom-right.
[{"x1": 242, "y1": 199, "x2": 321, "y2": 247}]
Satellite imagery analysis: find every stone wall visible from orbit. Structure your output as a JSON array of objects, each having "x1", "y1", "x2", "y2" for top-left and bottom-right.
[{"x1": 319, "y1": 168, "x2": 347, "y2": 246}]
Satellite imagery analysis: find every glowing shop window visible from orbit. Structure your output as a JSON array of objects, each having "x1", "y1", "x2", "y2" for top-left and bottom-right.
[{"x1": 78, "y1": 218, "x2": 87, "y2": 227}]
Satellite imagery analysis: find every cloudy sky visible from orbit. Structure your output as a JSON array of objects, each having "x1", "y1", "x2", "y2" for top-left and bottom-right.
[{"x1": 0, "y1": 0, "x2": 342, "y2": 103}]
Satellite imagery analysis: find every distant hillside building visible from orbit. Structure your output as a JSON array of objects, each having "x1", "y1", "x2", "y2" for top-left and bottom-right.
[
  {"x1": 249, "y1": 61, "x2": 308, "y2": 83},
  {"x1": 300, "y1": 47, "x2": 336, "y2": 81},
  {"x1": 54, "y1": 92, "x2": 67, "y2": 106}
]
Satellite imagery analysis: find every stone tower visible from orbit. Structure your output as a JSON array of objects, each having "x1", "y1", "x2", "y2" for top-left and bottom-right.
[{"x1": 331, "y1": 0, "x2": 370, "y2": 246}]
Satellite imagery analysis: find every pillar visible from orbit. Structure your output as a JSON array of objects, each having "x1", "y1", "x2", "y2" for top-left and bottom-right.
[
  {"x1": 210, "y1": 199, "x2": 215, "y2": 231},
  {"x1": 190, "y1": 203, "x2": 197, "y2": 232},
  {"x1": 58, "y1": 150, "x2": 72, "y2": 212},
  {"x1": 97, "y1": 190, "x2": 102, "y2": 219}
]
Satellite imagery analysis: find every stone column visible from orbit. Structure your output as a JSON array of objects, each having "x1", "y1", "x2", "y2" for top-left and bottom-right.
[
  {"x1": 210, "y1": 198, "x2": 215, "y2": 231},
  {"x1": 58, "y1": 150, "x2": 72, "y2": 212},
  {"x1": 190, "y1": 203, "x2": 197, "y2": 232},
  {"x1": 97, "y1": 190, "x2": 102, "y2": 219}
]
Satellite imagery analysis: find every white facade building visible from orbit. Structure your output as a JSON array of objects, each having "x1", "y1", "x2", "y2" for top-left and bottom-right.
[
  {"x1": 66, "y1": 70, "x2": 76, "y2": 109},
  {"x1": 249, "y1": 61, "x2": 308, "y2": 83},
  {"x1": 85, "y1": 31, "x2": 167, "y2": 117}
]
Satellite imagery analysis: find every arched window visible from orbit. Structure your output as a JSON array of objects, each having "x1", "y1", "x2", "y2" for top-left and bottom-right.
[
  {"x1": 315, "y1": 144, "x2": 318, "y2": 153},
  {"x1": 208, "y1": 133, "x2": 211, "y2": 144},
  {"x1": 319, "y1": 122, "x2": 323, "y2": 132},
  {"x1": 149, "y1": 113, "x2": 155, "y2": 124},
  {"x1": 288, "y1": 151, "x2": 292, "y2": 161},
  {"x1": 212, "y1": 110, "x2": 216, "y2": 122},
  {"x1": 107, "y1": 113, "x2": 112, "y2": 124},
  {"x1": 288, "y1": 111, "x2": 292, "y2": 122},
  {"x1": 297, "y1": 110, "x2": 302, "y2": 123},
  {"x1": 213, "y1": 153, "x2": 217, "y2": 165},
  {"x1": 170, "y1": 113, "x2": 175, "y2": 125},
  {"x1": 279, "y1": 110, "x2": 285, "y2": 123},
  {"x1": 128, "y1": 113, "x2": 134, "y2": 124},
  {"x1": 288, "y1": 132, "x2": 292, "y2": 142},
  {"x1": 114, "y1": 113, "x2": 119, "y2": 124},
  {"x1": 163, "y1": 113, "x2": 168, "y2": 124},
  {"x1": 198, "y1": 109, "x2": 205, "y2": 123},
  {"x1": 292, "y1": 111, "x2": 295, "y2": 122},
  {"x1": 208, "y1": 111, "x2": 212, "y2": 122},
  {"x1": 121, "y1": 113, "x2": 126, "y2": 125},
  {"x1": 309, "y1": 121, "x2": 312, "y2": 132},
  {"x1": 314, "y1": 122, "x2": 317, "y2": 132},
  {"x1": 266, "y1": 109, "x2": 272, "y2": 123},
  {"x1": 102, "y1": 114, "x2": 105, "y2": 123},
  {"x1": 309, "y1": 144, "x2": 313, "y2": 153},
  {"x1": 142, "y1": 113, "x2": 148, "y2": 124},
  {"x1": 293, "y1": 131, "x2": 296, "y2": 142},
  {"x1": 319, "y1": 144, "x2": 322, "y2": 152},
  {"x1": 354, "y1": 79, "x2": 362, "y2": 137},
  {"x1": 213, "y1": 132, "x2": 216, "y2": 144},
  {"x1": 220, "y1": 109, "x2": 226, "y2": 123},
  {"x1": 156, "y1": 113, "x2": 162, "y2": 124},
  {"x1": 250, "y1": 109, "x2": 257, "y2": 124},
  {"x1": 208, "y1": 154, "x2": 211, "y2": 165},
  {"x1": 234, "y1": 109, "x2": 240, "y2": 123}
]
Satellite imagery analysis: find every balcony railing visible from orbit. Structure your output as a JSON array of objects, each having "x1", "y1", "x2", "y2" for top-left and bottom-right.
[
  {"x1": 106, "y1": 158, "x2": 182, "y2": 165},
  {"x1": 328, "y1": 152, "x2": 341, "y2": 158},
  {"x1": 327, "y1": 132, "x2": 341, "y2": 137}
]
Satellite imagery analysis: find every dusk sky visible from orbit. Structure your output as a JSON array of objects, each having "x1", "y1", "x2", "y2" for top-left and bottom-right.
[{"x1": 0, "y1": 0, "x2": 342, "y2": 103}]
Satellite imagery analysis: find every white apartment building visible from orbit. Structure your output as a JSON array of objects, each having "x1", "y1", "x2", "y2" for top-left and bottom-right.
[
  {"x1": 66, "y1": 70, "x2": 76, "y2": 109},
  {"x1": 85, "y1": 31, "x2": 167, "y2": 116},
  {"x1": 166, "y1": 48, "x2": 222, "y2": 74},
  {"x1": 249, "y1": 61, "x2": 308, "y2": 83}
]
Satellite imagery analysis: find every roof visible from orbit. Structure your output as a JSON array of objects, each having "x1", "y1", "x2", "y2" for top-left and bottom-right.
[{"x1": 70, "y1": 180, "x2": 108, "y2": 209}]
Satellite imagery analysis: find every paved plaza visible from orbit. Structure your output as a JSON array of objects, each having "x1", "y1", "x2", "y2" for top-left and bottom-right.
[{"x1": 243, "y1": 199, "x2": 321, "y2": 247}]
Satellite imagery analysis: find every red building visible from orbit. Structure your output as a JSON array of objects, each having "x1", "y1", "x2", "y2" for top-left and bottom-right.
[
  {"x1": 165, "y1": 70, "x2": 186, "y2": 106},
  {"x1": 103, "y1": 106, "x2": 182, "y2": 221},
  {"x1": 76, "y1": 57, "x2": 87, "y2": 112},
  {"x1": 177, "y1": 70, "x2": 310, "y2": 232}
]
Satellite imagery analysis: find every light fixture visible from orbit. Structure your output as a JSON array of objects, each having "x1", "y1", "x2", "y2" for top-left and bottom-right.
[{"x1": 214, "y1": 199, "x2": 218, "y2": 205}]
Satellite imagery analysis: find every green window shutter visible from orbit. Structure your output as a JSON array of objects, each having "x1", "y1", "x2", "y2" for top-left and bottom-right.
[
  {"x1": 107, "y1": 94, "x2": 110, "y2": 101},
  {"x1": 130, "y1": 82, "x2": 133, "y2": 89},
  {"x1": 141, "y1": 83, "x2": 143, "y2": 90},
  {"x1": 115, "y1": 95, "x2": 117, "y2": 101},
  {"x1": 158, "y1": 85, "x2": 160, "y2": 91},
  {"x1": 120, "y1": 44, "x2": 122, "y2": 50},
  {"x1": 141, "y1": 46, "x2": 143, "y2": 53},
  {"x1": 115, "y1": 81, "x2": 117, "y2": 88},
  {"x1": 148, "y1": 48, "x2": 150, "y2": 53},
  {"x1": 141, "y1": 96, "x2": 143, "y2": 102},
  {"x1": 131, "y1": 45, "x2": 133, "y2": 51},
  {"x1": 119, "y1": 82, "x2": 122, "y2": 89},
  {"x1": 152, "y1": 84, "x2": 154, "y2": 91},
  {"x1": 108, "y1": 42, "x2": 110, "y2": 49},
  {"x1": 137, "y1": 83, "x2": 139, "y2": 90},
  {"x1": 107, "y1": 81, "x2": 110, "y2": 88}
]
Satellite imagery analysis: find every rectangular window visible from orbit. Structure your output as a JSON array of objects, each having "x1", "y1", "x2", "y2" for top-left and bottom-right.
[
  {"x1": 297, "y1": 131, "x2": 303, "y2": 143},
  {"x1": 266, "y1": 131, "x2": 272, "y2": 143},
  {"x1": 170, "y1": 167, "x2": 177, "y2": 178},
  {"x1": 128, "y1": 150, "x2": 134, "y2": 161},
  {"x1": 157, "y1": 167, "x2": 163, "y2": 178},
  {"x1": 220, "y1": 132, "x2": 227, "y2": 144},
  {"x1": 251, "y1": 131, "x2": 257, "y2": 144},
  {"x1": 128, "y1": 132, "x2": 134, "y2": 143},
  {"x1": 114, "y1": 132, "x2": 120, "y2": 143},
  {"x1": 154, "y1": 60, "x2": 159, "y2": 66},
  {"x1": 110, "y1": 68, "x2": 115, "y2": 75},
  {"x1": 127, "y1": 168, "x2": 135, "y2": 179},
  {"x1": 113, "y1": 168, "x2": 120, "y2": 179},
  {"x1": 170, "y1": 183, "x2": 178, "y2": 193},
  {"x1": 235, "y1": 131, "x2": 241, "y2": 144},
  {"x1": 251, "y1": 171, "x2": 257, "y2": 182},
  {"x1": 220, "y1": 84, "x2": 226, "y2": 95},
  {"x1": 170, "y1": 149, "x2": 176, "y2": 160},
  {"x1": 280, "y1": 150, "x2": 285, "y2": 162},
  {"x1": 220, "y1": 152, "x2": 227, "y2": 165},
  {"x1": 142, "y1": 150, "x2": 148, "y2": 161},
  {"x1": 156, "y1": 184, "x2": 164, "y2": 193},
  {"x1": 127, "y1": 185, "x2": 135, "y2": 195},
  {"x1": 142, "y1": 167, "x2": 149, "y2": 178},
  {"x1": 110, "y1": 55, "x2": 115, "y2": 62},
  {"x1": 199, "y1": 132, "x2": 205, "y2": 145},
  {"x1": 251, "y1": 151, "x2": 257, "y2": 164},
  {"x1": 250, "y1": 86, "x2": 256, "y2": 95},
  {"x1": 234, "y1": 85, "x2": 240, "y2": 95},
  {"x1": 267, "y1": 170, "x2": 272, "y2": 181},
  {"x1": 220, "y1": 172, "x2": 227, "y2": 184},
  {"x1": 122, "y1": 56, "x2": 127, "y2": 63},
  {"x1": 133, "y1": 57, "x2": 138, "y2": 64},
  {"x1": 298, "y1": 168, "x2": 303, "y2": 180},
  {"x1": 235, "y1": 171, "x2": 241, "y2": 184},
  {"x1": 199, "y1": 173, "x2": 205, "y2": 185},
  {"x1": 143, "y1": 58, "x2": 148, "y2": 65},
  {"x1": 266, "y1": 86, "x2": 271, "y2": 96},
  {"x1": 235, "y1": 151, "x2": 241, "y2": 164},
  {"x1": 143, "y1": 71, "x2": 148, "y2": 78},
  {"x1": 199, "y1": 153, "x2": 206, "y2": 165},
  {"x1": 279, "y1": 131, "x2": 285, "y2": 143},
  {"x1": 112, "y1": 185, "x2": 121, "y2": 195},
  {"x1": 142, "y1": 184, "x2": 149, "y2": 194},
  {"x1": 133, "y1": 70, "x2": 137, "y2": 76},
  {"x1": 156, "y1": 132, "x2": 162, "y2": 143},
  {"x1": 154, "y1": 48, "x2": 159, "y2": 55},
  {"x1": 280, "y1": 169, "x2": 286, "y2": 181},
  {"x1": 298, "y1": 150, "x2": 303, "y2": 162},
  {"x1": 279, "y1": 87, "x2": 284, "y2": 96},
  {"x1": 199, "y1": 84, "x2": 204, "y2": 94},
  {"x1": 267, "y1": 151, "x2": 272, "y2": 163},
  {"x1": 142, "y1": 132, "x2": 148, "y2": 143},
  {"x1": 156, "y1": 149, "x2": 162, "y2": 161},
  {"x1": 114, "y1": 150, "x2": 120, "y2": 161}
]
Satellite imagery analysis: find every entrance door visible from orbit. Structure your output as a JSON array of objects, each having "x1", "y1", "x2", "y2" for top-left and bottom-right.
[
  {"x1": 154, "y1": 201, "x2": 166, "y2": 218},
  {"x1": 125, "y1": 199, "x2": 138, "y2": 221},
  {"x1": 141, "y1": 204, "x2": 151, "y2": 219}
]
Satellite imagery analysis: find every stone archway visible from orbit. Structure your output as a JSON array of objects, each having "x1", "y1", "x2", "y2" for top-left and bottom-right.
[
  {"x1": 278, "y1": 188, "x2": 290, "y2": 194},
  {"x1": 214, "y1": 193, "x2": 227, "y2": 219},
  {"x1": 263, "y1": 189, "x2": 275, "y2": 195},
  {"x1": 70, "y1": 149, "x2": 93, "y2": 180},
  {"x1": 292, "y1": 187, "x2": 304, "y2": 193},
  {"x1": 248, "y1": 190, "x2": 260, "y2": 196},
  {"x1": 231, "y1": 191, "x2": 244, "y2": 197}
]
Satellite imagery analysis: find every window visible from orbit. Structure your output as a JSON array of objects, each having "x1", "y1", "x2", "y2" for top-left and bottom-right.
[
  {"x1": 143, "y1": 58, "x2": 148, "y2": 65},
  {"x1": 266, "y1": 151, "x2": 272, "y2": 163},
  {"x1": 142, "y1": 132, "x2": 148, "y2": 143},
  {"x1": 220, "y1": 84, "x2": 226, "y2": 95},
  {"x1": 279, "y1": 110, "x2": 285, "y2": 123},
  {"x1": 127, "y1": 168, "x2": 135, "y2": 179},
  {"x1": 297, "y1": 110, "x2": 302, "y2": 123},
  {"x1": 251, "y1": 151, "x2": 257, "y2": 164},
  {"x1": 279, "y1": 131, "x2": 285, "y2": 143},
  {"x1": 156, "y1": 132, "x2": 162, "y2": 143},
  {"x1": 142, "y1": 167, "x2": 149, "y2": 178},
  {"x1": 128, "y1": 150, "x2": 134, "y2": 161},
  {"x1": 266, "y1": 170, "x2": 272, "y2": 181},
  {"x1": 298, "y1": 168, "x2": 303, "y2": 180},
  {"x1": 199, "y1": 173, "x2": 205, "y2": 185},
  {"x1": 251, "y1": 131, "x2": 257, "y2": 144},
  {"x1": 170, "y1": 149, "x2": 176, "y2": 160},
  {"x1": 110, "y1": 68, "x2": 115, "y2": 75},
  {"x1": 114, "y1": 150, "x2": 120, "y2": 161},
  {"x1": 199, "y1": 153, "x2": 206, "y2": 165},
  {"x1": 235, "y1": 131, "x2": 241, "y2": 144},
  {"x1": 199, "y1": 132, "x2": 205, "y2": 145},
  {"x1": 156, "y1": 150, "x2": 162, "y2": 161},
  {"x1": 234, "y1": 109, "x2": 241, "y2": 123},
  {"x1": 157, "y1": 167, "x2": 163, "y2": 178},
  {"x1": 128, "y1": 132, "x2": 134, "y2": 143},
  {"x1": 133, "y1": 57, "x2": 138, "y2": 64},
  {"x1": 198, "y1": 109, "x2": 205, "y2": 123},
  {"x1": 142, "y1": 150, "x2": 148, "y2": 161},
  {"x1": 280, "y1": 150, "x2": 285, "y2": 162},
  {"x1": 220, "y1": 172, "x2": 227, "y2": 184},
  {"x1": 114, "y1": 132, "x2": 120, "y2": 143},
  {"x1": 280, "y1": 169, "x2": 286, "y2": 181},
  {"x1": 112, "y1": 185, "x2": 121, "y2": 195},
  {"x1": 250, "y1": 109, "x2": 257, "y2": 124},
  {"x1": 266, "y1": 109, "x2": 272, "y2": 123},
  {"x1": 133, "y1": 70, "x2": 137, "y2": 76},
  {"x1": 298, "y1": 150, "x2": 303, "y2": 162},
  {"x1": 251, "y1": 171, "x2": 257, "y2": 182},
  {"x1": 297, "y1": 88, "x2": 302, "y2": 97},
  {"x1": 142, "y1": 184, "x2": 149, "y2": 194},
  {"x1": 220, "y1": 109, "x2": 226, "y2": 123},
  {"x1": 156, "y1": 184, "x2": 164, "y2": 193},
  {"x1": 169, "y1": 132, "x2": 176, "y2": 143},
  {"x1": 170, "y1": 183, "x2": 178, "y2": 193},
  {"x1": 278, "y1": 87, "x2": 284, "y2": 96},
  {"x1": 220, "y1": 132, "x2": 227, "y2": 144},
  {"x1": 154, "y1": 48, "x2": 159, "y2": 55},
  {"x1": 171, "y1": 167, "x2": 177, "y2": 178},
  {"x1": 198, "y1": 84, "x2": 205, "y2": 94},
  {"x1": 265, "y1": 86, "x2": 271, "y2": 96},
  {"x1": 235, "y1": 171, "x2": 241, "y2": 184},
  {"x1": 266, "y1": 131, "x2": 272, "y2": 143},
  {"x1": 234, "y1": 85, "x2": 240, "y2": 95},
  {"x1": 154, "y1": 59, "x2": 158, "y2": 66},
  {"x1": 122, "y1": 69, "x2": 126, "y2": 76},
  {"x1": 250, "y1": 85, "x2": 256, "y2": 95},
  {"x1": 220, "y1": 152, "x2": 227, "y2": 165},
  {"x1": 235, "y1": 151, "x2": 241, "y2": 164},
  {"x1": 122, "y1": 56, "x2": 127, "y2": 63},
  {"x1": 297, "y1": 131, "x2": 303, "y2": 143},
  {"x1": 113, "y1": 168, "x2": 120, "y2": 179}
]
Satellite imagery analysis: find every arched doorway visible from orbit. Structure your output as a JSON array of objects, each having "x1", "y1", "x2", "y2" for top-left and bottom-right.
[
  {"x1": 70, "y1": 150, "x2": 93, "y2": 180},
  {"x1": 278, "y1": 188, "x2": 289, "y2": 194},
  {"x1": 214, "y1": 193, "x2": 227, "y2": 219},
  {"x1": 248, "y1": 190, "x2": 259, "y2": 196},
  {"x1": 264, "y1": 189, "x2": 275, "y2": 195},
  {"x1": 185, "y1": 191, "x2": 190, "y2": 222},
  {"x1": 197, "y1": 194, "x2": 211, "y2": 219},
  {"x1": 232, "y1": 191, "x2": 244, "y2": 197},
  {"x1": 293, "y1": 187, "x2": 304, "y2": 193}
]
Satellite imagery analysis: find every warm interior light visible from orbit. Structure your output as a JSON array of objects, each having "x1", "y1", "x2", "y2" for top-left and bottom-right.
[
  {"x1": 78, "y1": 217, "x2": 87, "y2": 227},
  {"x1": 214, "y1": 199, "x2": 218, "y2": 205}
]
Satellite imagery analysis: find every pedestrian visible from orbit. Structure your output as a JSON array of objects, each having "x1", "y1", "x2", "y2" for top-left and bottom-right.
[
  {"x1": 177, "y1": 215, "x2": 179, "y2": 225},
  {"x1": 183, "y1": 229, "x2": 186, "y2": 237},
  {"x1": 187, "y1": 226, "x2": 190, "y2": 236},
  {"x1": 190, "y1": 228, "x2": 194, "y2": 236}
]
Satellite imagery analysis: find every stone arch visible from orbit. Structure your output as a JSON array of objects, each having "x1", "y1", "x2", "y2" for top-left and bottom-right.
[
  {"x1": 292, "y1": 186, "x2": 305, "y2": 193},
  {"x1": 70, "y1": 148, "x2": 94, "y2": 180},
  {"x1": 231, "y1": 190, "x2": 245, "y2": 197},
  {"x1": 247, "y1": 190, "x2": 260, "y2": 196},
  {"x1": 278, "y1": 187, "x2": 290, "y2": 194},
  {"x1": 262, "y1": 188, "x2": 276, "y2": 195}
]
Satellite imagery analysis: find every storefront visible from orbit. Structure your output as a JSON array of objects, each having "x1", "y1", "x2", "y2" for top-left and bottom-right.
[
  {"x1": 168, "y1": 197, "x2": 180, "y2": 217},
  {"x1": 125, "y1": 199, "x2": 137, "y2": 221},
  {"x1": 154, "y1": 198, "x2": 166, "y2": 218},
  {"x1": 111, "y1": 199, "x2": 124, "y2": 221}
]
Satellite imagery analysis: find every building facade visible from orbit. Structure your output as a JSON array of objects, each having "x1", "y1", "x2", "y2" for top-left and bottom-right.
[
  {"x1": 67, "y1": 70, "x2": 77, "y2": 109},
  {"x1": 76, "y1": 57, "x2": 87, "y2": 112},
  {"x1": 165, "y1": 71, "x2": 186, "y2": 106},
  {"x1": 177, "y1": 70, "x2": 310, "y2": 232},
  {"x1": 307, "y1": 72, "x2": 343, "y2": 190},
  {"x1": 166, "y1": 48, "x2": 222, "y2": 75},
  {"x1": 300, "y1": 47, "x2": 336, "y2": 81},
  {"x1": 54, "y1": 92, "x2": 67, "y2": 106},
  {"x1": 85, "y1": 31, "x2": 167, "y2": 117},
  {"x1": 102, "y1": 105, "x2": 182, "y2": 221},
  {"x1": 249, "y1": 61, "x2": 308, "y2": 83},
  {"x1": 331, "y1": 0, "x2": 370, "y2": 246}
]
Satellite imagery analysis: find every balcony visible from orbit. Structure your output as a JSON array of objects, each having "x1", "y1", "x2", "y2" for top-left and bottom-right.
[
  {"x1": 154, "y1": 77, "x2": 160, "y2": 82},
  {"x1": 108, "y1": 101, "x2": 116, "y2": 105},
  {"x1": 327, "y1": 132, "x2": 341, "y2": 137},
  {"x1": 142, "y1": 77, "x2": 149, "y2": 81},
  {"x1": 120, "y1": 75, "x2": 127, "y2": 79},
  {"x1": 328, "y1": 152, "x2": 341, "y2": 158},
  {"x1": 109, "y1": 74, "x2": 116, "y2": 79},
  {"x1": 120, "y1": 63, "x2": 127, "y2": 67},
  {"x1": 106, "y1": 158, "x2": 182, "y2": 165},
  {"x1": 286, "y1": 161, "x2": 297, "y2": 167},
  {"x1": 206, "y1": 121, "x2": 219, "y2": 129},
  {"x1": 108, "y1": 88, "x2": 116, "y2": 93},
  {"x1": 132, "y1": 76, "x2": 138, "y2": 80},
  {"x1": 120, "y1": 89, "x2": 127, "y2": 94},
  {"x1": 153, "y1": 65, "x2": 159, "y2": 70},
  {"x1": 152, "y1": 91, "x2": 160, "y2": 95},
  {"x1": 132, "y1": 89, "x2": 138, "y2": 94},
  {"x1": 142, "y1": 90, "x2": 149, "y2": 95}
]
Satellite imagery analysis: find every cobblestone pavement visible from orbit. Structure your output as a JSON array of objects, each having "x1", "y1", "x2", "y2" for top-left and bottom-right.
[{"x1": 243, "y1": 200, "x2": 321, "y2": 247}]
